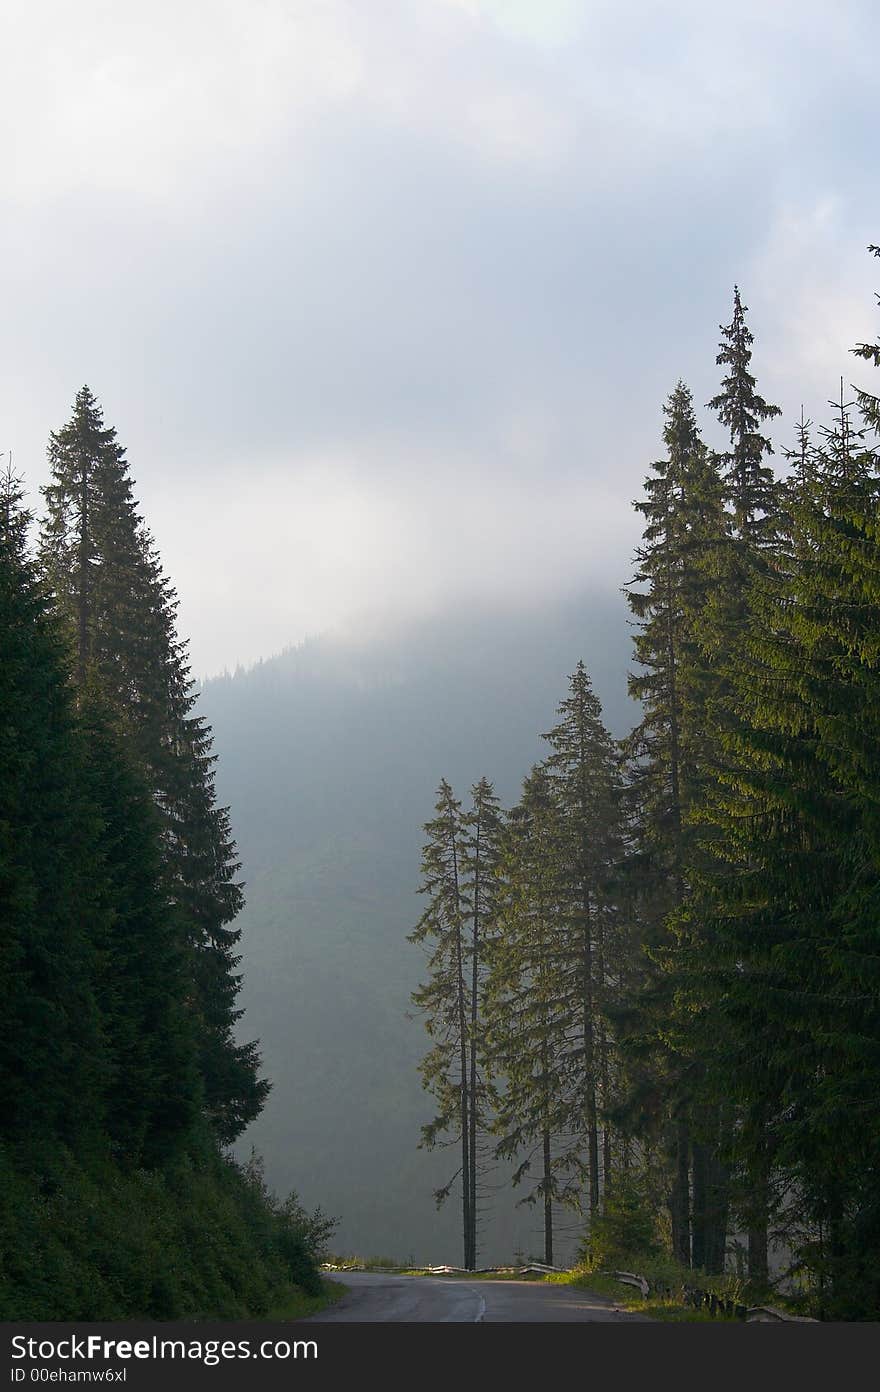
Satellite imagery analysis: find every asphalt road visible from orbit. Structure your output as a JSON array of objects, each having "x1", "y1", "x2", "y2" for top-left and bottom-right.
[{"x1": 308, "y1": 1271, "x2": 647, "y2": 1322}]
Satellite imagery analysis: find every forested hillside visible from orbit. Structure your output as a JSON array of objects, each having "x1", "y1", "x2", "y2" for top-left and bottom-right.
[
  {"x1": 202, "y1": 253, "x2": 880, "y2": 1307},
  {"x1": 407, "y1": 258, "x2": 880, "y2": 1318},
  {"x1": 0, "y1": 395, "x2": 330, "y2": 1319},
  {"x1": 202, "y1": 596, "x2": 633, "y2": 1263},
  {"x1": 4, "y1": 255, "x2": 878, "y2": 1317}
]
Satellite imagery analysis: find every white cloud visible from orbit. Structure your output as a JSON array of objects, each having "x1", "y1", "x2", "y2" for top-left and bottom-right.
[
  {"x1": 160, "y1": 445, "x2": 634, "y2": 676},
  {"x1": 1, "y1": 1, "x2": 366, "y2": 201},
  {"x1": 748, "y1": 199, "x2": 879, "y2": 425},
  {"x1": 1, "y1": 0, "x2": 878, "y2": 674},
  {"x1": 440, "y1": 0, "x2": 586, "y2": 49}
]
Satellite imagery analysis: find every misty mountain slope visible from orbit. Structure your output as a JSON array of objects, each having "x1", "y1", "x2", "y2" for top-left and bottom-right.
[{"x1": 201, "y1": 592, "x2": 634, "y2": 1262}]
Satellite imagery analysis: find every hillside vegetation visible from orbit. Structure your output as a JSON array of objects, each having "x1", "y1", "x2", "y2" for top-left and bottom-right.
[{"x1": 0, "y1": 395, "x2": 332, "y2": 1318}]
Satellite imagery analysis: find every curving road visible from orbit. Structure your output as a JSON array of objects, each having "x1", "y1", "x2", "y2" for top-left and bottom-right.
[{"x1": 308, "y1": 1271, "x2": 648, "y2": 1322}]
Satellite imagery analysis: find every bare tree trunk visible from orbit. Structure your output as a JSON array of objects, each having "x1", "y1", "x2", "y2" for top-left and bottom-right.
[
  {"x1": 747, "y1": 1109, "x2": 769, "y2": 1286},
  {"x1": 543, "y1": 1125, "x2": 553, "y2": 1267},
  {"x1": 670, "y1": 1118, "x2": 690, "y2": 1267},
  {"x1": 601, "y1": 1091, "x2": 612, "y2": 1206},
  {"x1": 460, "y1": 1069, "x2": 471, "y2": 1269},
  {"x1": 596, "y1": 909, "x2": 611, "y2": 1207},
  {"x1": 692, "y1": 1108, "x2": 729, "y2": 1275},
  {"x1": 748, "y1": 1213, "x2": 769, "y2": 1286},
  {"x1": 691, "y1": 1138, "x2": 708, "y2": 1270},
  {"x1": 705, "y1": 1104, "x2": 731, "y2": 1275},
  {"x1": 664, "y1": 507, "x2": 685, "y2": 911},
  {"x1": 574, "y1": 695, "x2": 600, "y2": 1220},
  {"x1": 468, "y1": 829, "x2": 480, "y2": 1271},
  {"x1": 450, "y1": 831, "x2": 471, "y2": 1269},
  {"x1": 77, "y1": 453, "x2": 89, "y2": 685},
  {"x1": 583, "y1": 898, "x2": 599, "y2": 1219}
]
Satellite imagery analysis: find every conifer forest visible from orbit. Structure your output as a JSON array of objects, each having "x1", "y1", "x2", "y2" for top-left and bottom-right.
[
  {"x1": 0, "y1": 391, "x2": 334, "y2": 1318},
  {"x1": 409, "y1": 254, "x2": 880, "y2": 1318},
  {"x1": 4, "y1": 251, "x2": 879, "y2": 1325},
  {"x1": 2, "y1": 3, "x2": 879, "y2": 1336}
]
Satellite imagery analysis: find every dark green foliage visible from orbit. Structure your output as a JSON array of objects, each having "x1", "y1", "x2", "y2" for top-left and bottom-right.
[
  {"x1": 0, "y1": 461, "x2": 30, "y2": 555},
  {"x1": 406, "y1": 263, "x2": 880, "y2": 1308},
  {"x1": 40, "y1": 387, "x2": 268, "y2": 1142},
  {"x1": 77, "y1": 688, "x2": 200, "y2": 1167},
  {"x1": 621, "y1": 382, "x2": 731, "y2": 1269},
  {"x1": 0, "y1": 1140, "x2": 328, "y2": 1319},
  {"x1": 41, "y1": 386, "x2": 146, "y2": 687},
  {"x1": 625, "y1": 382, "x2": 729, "y2": 891},
  {"x1": 236, "y1": 1151, "x2": 337, "y2": 1297},
  {"x1": 0, "y1": 427, "x2": 321, "y2": 1318},
  {"x1": 579, "y1": 1173, "x2": 662, "y2": 1269},
  {"x1": 0, "y1": 499, "x2": 106, "y2": 1150},
  {"x1": 462, "y1": 777, "x2": 503, "y2": 1268},
  {"x1": 423, "y1": 662, "x2": 629, "y2": 1263},
  {"x1": 683, "y1": 378, "x2": 880, "y2": 1314},
  {"x1": 486, "y1": 766, "x2": 580, "y2": 1258},
  {"x1": 202, "y1": 599, "x2": 632, "y2": 1263},
  {"x1": 409, "y1": 777, "x2": 504, "y2": 1268},
  {"x1": 409, "y1": 780, "x2": 473, "y2": 1263},
  {"x1": 541, "y1": 661, "x2": 627, "y2": 1215},
  {"x1": 708, "y1": 287, "x2": 782, "y2": 543},
  {"x1": 665, "y1": 257, "x2": 880, "y2": 1311}
]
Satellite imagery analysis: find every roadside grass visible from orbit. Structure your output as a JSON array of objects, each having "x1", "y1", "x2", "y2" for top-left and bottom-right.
[
  {"x1": 321, "y1": 1253, "x2": 804, "y2": 1322},
  {"x1": 548, "y1": 1253, "x2": 811, "y2": 1322},
  {"x1": 269, "y1": 1278, "x2": 348, "y2": 1320},
  {"x1": 547, "y1": 1270, "x2": 721, "y2": 1321}
]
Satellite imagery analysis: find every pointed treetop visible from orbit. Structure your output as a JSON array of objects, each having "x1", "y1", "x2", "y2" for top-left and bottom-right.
[
  {"x1": 542, "y1": 660, "x2": 604, "y2": 738},
  {"x1": 814, "y1": 377, "x2": 874, "y2": 490},
  {"x1": 707, "y1": 286, "x2": 781, "y2": 537},
  {"x1": 662, "y1": 380, "x2": 706, "y2": 466},
  {"x1": 0, "y1": 456, "x2": 32, "y2": 558},
  {"x1": 49, "y1": 384, "x2": 123, "y2": 455}
]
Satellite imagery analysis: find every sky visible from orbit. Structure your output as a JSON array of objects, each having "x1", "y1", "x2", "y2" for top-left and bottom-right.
[{"x1": 1, "y1": 0, "x2": 878, "y2": 677}]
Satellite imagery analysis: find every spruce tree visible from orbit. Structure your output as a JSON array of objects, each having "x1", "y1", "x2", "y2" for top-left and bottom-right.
[
  {"x1": 0, "y1": 459, "x2": 29, "y2": 554},
  {"x1": 409, "y1": 780, "x2": 473, "y2": 1267},
  {"x1": 77, "y1": 687, "x2": 200, "y2": 1166},
  {"x1": 542, "y1": 661, "x2": 624, "y2": 1216},
  {"x1": 705, "y1": 291, "x2": 788, "y2": 1280},
  {"x1": 0, "y1": 479, "x2": 106, "y2": 1150},
  {"x1": 40, "y1": 387, "x2": 268, "y2": 1143},
  {"x1": 685, "y1": 365, "x2": 880, "y2": 1311},
  {"x1": 485, "y1": 768, "x2": 579, "y2": 1265},
  {"x1": 460, "y1": 777, "x2": 503, "y2": 1269},
  {"x1": 708, "y1": 286, "x2": 782, "y2": 545},
  {"x1": 623, "y1": 382, "x2": 730, "y2": 1268}
]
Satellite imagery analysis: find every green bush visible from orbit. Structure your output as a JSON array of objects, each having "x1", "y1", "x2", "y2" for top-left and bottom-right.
[
  {"x1": 578, "y1": 1176, "x2": 663, "y2": 1270},
  {"x1": 0, "y1": 1137, "x2": 333, "y2": 1320}
]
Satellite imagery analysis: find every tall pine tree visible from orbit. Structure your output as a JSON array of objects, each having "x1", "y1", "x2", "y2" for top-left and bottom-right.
[
  {"x1": 623, "y1": 381, "x2": 730, "y2": 1268},
  {"x1": 409, "y1": 780, "x2": 473, "y2": 1267},
  {"x1": 40, "y1": 386, "x2": 267, "y2": 1143},
  {"x1": 542, "y1": 661, "x2": 625, "y2": 1217},
  {"x1": 486, "y1": 767, "x2": 578, "y2": 1265},
  {"x1": 683, "y1": 374, "x2": 880, "y2": 1310},
  {"x1": 460, "y1": 777, "x2": 502, "y2": 1268},
  {"x1": 0, "y1": 473, "x2": 106, "y2": 1151},
  {"x1": 708, "y1": 286, "x2": 782, "y2": 546}
]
